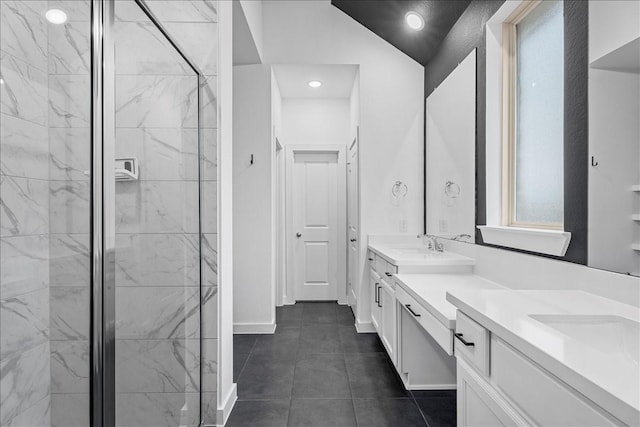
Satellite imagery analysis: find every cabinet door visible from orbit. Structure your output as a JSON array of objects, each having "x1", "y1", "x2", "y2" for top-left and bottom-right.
[
  {"x1": 380, "y1": 280, "x2": 397, "y2": 365},
  {"x1": 457, "y1": 360, "x2": 527, "y2": 427},
  {"x1": 370, "y1": 269, "x2": 381, "y2": 333}
]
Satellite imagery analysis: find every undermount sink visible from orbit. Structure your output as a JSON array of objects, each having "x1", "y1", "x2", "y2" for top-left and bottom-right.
[{"x1": 530, "y1": 314, "x2": 640, "y2": 364}]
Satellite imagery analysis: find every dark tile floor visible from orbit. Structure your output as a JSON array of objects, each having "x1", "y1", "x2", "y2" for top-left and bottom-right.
[{"x1": 228, "y1": 302, "x2": 456, "y2": 427}]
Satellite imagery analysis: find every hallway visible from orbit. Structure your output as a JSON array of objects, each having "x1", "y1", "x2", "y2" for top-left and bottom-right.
[{"x1": 229, "y1": 303, "x2": 456, "y2": 426}]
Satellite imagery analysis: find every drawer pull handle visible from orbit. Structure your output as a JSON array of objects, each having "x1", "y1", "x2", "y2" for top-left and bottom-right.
[
  {"x1": 368, "y1": 257, "x2": 374, "y2": 261},
  {"x1": 374, "y1": 283, "x2": 380, "y2": 304},
  {"x1": 454, "y1": 333, "x2": 475, "y2": 347},
  {"x1": 405, "y1": 304, "x2": 421, "y2": 317},
  {"x1": 377, "y1": 285, "x2": 382, "y2": 307},
  {"x1": 385, "y1": 272, "x2": 393, "y2": 277}
]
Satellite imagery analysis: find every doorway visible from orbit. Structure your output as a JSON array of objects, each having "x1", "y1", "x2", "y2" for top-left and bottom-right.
[{"x1": 285, "y1": 146, "x2": 347, "y2": 302}]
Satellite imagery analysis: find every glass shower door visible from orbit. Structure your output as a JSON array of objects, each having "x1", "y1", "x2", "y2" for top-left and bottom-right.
[
  {"x1": 1, "y1": 0, "x2": 92, "y2": 425},
  {"x1": 111, "y1": 1, "x2": 201, "y2": 425}
]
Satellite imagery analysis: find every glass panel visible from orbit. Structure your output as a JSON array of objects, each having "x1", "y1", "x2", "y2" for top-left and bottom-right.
[
  {"x1": 112, "y1": 1, "x2": 201, "y2": 425},
  {"x1": 515, "y1": 0, "x2": 564, "y2": 225},
  {"x1": 1, "y1": 0, "x2": 92, "y2": 425}
]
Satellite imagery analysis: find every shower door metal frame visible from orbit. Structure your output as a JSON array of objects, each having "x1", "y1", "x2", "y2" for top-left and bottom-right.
[{"x1": 91, "y1": 0, "x2": 206, "y2": 425}]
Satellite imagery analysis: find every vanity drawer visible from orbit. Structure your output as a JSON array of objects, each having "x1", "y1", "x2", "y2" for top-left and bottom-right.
[
  {"x1": 396, "y1": 285, "x2": 453, "y2": 355},
  {"x1": 491, "y1": 336, "x2": 620, "y2": 426},
  {"x1": 454, "y1": 311, "x2": 490, "y2": 376},
  {"x1": 367, "y1": 250, "x2": 376, "y2": 267}
]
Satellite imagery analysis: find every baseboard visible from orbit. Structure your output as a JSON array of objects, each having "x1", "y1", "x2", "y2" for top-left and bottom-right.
[
  {"x1": 215, "y1": 383, "x2": 237, "y2": 426},
  {"x1": 355, "y1": 319, "x2": 375, "y2": 333},
  {"x1": 233, "y1": 322, "x2": 276, "y2": 334}
]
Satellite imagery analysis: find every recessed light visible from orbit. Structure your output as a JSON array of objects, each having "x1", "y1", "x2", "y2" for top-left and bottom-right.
[
  {"x1": 405, "y1": 11, "x2": 424, "y2": 31},
  {"x1": 308, "y1": 80, "x2": 322, "y2": 88},
  {"x1": 46, "y1": 9, "x2": 68, "y2": 25}
]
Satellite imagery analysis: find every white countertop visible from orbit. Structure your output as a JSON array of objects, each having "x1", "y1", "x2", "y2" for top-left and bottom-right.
[
  {"x1": 394, "y1": 274, "x2": 504, "y2": 329},
  {"x1": 368, "y1": 242, "x2": 476, "y2": 267},
  {"x1": 446, "y1": 289, "x2": 640, "y2": 426}
]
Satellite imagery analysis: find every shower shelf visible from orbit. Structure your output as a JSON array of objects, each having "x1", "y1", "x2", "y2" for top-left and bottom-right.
[
  {"x1": 633, "y1": 215, "x2": 640, "y2": 222},
  {"x1": 633, "y1": 244, "x2": 640, "y2": 252},
  {"x1": 632, "y1": 185, "x2": 640, "y2": 192}
]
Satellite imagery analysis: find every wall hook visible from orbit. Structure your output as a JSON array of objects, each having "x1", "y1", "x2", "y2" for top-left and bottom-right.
[
  {"x1": 250, "y1": 154, "x2": 254, "y2": 165},
  {"x1": 591, "y1": 156, "x2": 598, "y2": 167}
]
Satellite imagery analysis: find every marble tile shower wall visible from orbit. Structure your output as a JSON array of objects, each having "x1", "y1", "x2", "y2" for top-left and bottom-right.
[
  {"x1": 46, "y1": 1, "x2": 92, "y2": 426},
  {"x1": 113, "y1": 1, "x2": 218, "y2": 426},
  {"x1": 1, "y1": 1, "x2": 53, "y2": 425}
]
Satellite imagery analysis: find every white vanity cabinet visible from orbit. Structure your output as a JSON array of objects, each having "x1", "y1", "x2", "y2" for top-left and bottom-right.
[
  {"x1": 454, "y1": 311, "x2": 624, "y2": 427},
  {"x1": 368, "y1": 250, "x2": 397, "y2": 365}
]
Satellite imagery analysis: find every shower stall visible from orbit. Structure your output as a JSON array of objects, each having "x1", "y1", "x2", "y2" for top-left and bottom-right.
[{"x1": 0, "y1": 0, "x2": 219, "y2": 425}]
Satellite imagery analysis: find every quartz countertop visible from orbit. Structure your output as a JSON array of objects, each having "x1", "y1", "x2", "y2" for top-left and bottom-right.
[
  {"x1": 368, "y1": 242, "x2": 475, "y2": 267},
  {"x1": 446, "y1": 289, "x2": 640, "y2": 426},
  {"x1": 394, "y1": 274, "x2": 504, "y2": 329}
]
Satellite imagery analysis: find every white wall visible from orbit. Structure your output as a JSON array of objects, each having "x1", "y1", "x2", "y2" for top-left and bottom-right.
[
  {"x1": 349, "y1": 69, "x2": 360, "y2": 142},
  {"x1": 262, "y1": 0, "x2": 424, "y2": 326},
  {"x1": 239, "y1": 0, "x2": 264, "y2": 60},
  {"x1": 217, "y1": 1, "x2": 236, "y2": 423},
  {"x1": 281, "y1": 98, "x2": 351, "y2": 146},
  {"x1": 232, "y1": 64, "x2": 276, "y2": 333}
]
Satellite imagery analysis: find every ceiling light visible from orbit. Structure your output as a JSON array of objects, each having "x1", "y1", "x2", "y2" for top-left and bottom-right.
[
  {"x1": 46, "y1": 9, "x2": 68, "y2": 25},
  {"x1": 405, "y1": 11, "x2": 424, "y2": 31},
  {"x1": 308, "y1": 80, "x2": 322, "y2": 88}
]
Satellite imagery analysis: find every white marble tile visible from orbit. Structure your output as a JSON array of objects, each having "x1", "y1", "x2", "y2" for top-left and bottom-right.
[
  {"x1": 201, "y1": 392, "x2": 217, "y2": 426},
  {"x1": 115, "y1": 286, "x2": 199, "y2": 339},
  {"x1": 0, "y1": 51, "x2": 48, "y2": 125},
  {"x1": 51, "y1": 393, "x2": 89, "y2": 427},
  {"x1": 50, "y1": 234, "x2": 90, "y2": 287},
  {"x1": 0, "y1": 175, "x2": 49, "y2": 237},
  {"x1": 202, "y1": 233, "x2": 217, "y2": 288},
  {"x1": 50, "y1": 340, "x2": 89, "y2": 394},
  {"x1": 6, "y1": 394, "x2": 50, "y2": 427},
  {"x1": 49, "y1": 180, "x2": 90, "y2": 234},
  {"x1": 202, "y1": 128, "x2": 217, "y2": 181},
  {"x1": 49, "y1": 127, "x2": 91, "y2": 181},
  {"x1": 0, "y1": 114, "x2": 48, "y2": 179},
  {"x1": 201, "y1": 285, "x2": 217, "y2": 340},
  {"x1": 0, "y1": 1, "x2": 48, "y2": 71},
  {"x1": 115, "y1": 392, "x2": 200, "y2": 427},
  {"x1": 0, "y1": 288, "x2": 49, "y2": 360},
  {"x1": 116, "y1": 128, "x2": 198, "y2": 181},
  {"x1": 201, "y1": 76, "x2": 217, "y2": 129},
  {"x1": 114, "y1": 0, "x2": 148, "y2": 23},
  {"x1": 201, "y1": 338, "x2": 217, "y2": 392},
  {"x1": 145, "y1": 0, "x2": 217, "y2": 23},
  {"x1": 115, "y1": 181, "x2": 199, "y2": 234},
  {"x1": 0, "y1": 342, "x2": 51, "y2": 427},
  {"x1": 165, "y1": 22, "x2": 218, "y2": 75},
  {"x1": 0, "y1": 235, "x2": 49, "y2": 299},
  {"x1": 48, "y1": 21, "x2": 91, "y2": 75},
  {"x1": 201, "y1": 181, "x2": 217, "y2": 233},
  {"x1": 50, "y1": 286, "x2": 90, "y2": 341},
  {"x1": 115, "y1": 21, "x2": 194, "y2": 76},
  {"x1": 116, "y1": 339, "x2": 200, "y2": 393},
  {"x1": 115, "y1": 233, "x2": 199, "y2": 287},
  {"x1": 115, "y1": 75, "x2": 198, "y2": 129},
  {"x1": 48, "y1": 74, "x2": 91, "y2": 128}
]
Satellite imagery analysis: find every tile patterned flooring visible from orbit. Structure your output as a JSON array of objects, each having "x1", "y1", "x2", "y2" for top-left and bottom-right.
[{"x1": 228, "y1": 302, "x2": 456, "y2": 426}]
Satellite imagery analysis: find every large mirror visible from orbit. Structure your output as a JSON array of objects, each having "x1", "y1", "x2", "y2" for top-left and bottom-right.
[
  {"x1": 425, "y1": 49, "x2": 476, "y2": 243},
  {"x1": 588, "y1": 1, "x2": 640, "y2": 277}
]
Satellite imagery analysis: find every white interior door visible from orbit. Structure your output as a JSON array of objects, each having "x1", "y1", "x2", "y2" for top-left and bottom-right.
[
  {"x1": 347, "y1": 138, "x2": 359, "y2": 307},
  {"x1": 287, "y1": 147, "x2": 346, "y2": 301}
]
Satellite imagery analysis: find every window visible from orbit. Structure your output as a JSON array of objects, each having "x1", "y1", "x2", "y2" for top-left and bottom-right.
[{"x1": 502, "y1": 0, "x2": 564, "y2": 229}]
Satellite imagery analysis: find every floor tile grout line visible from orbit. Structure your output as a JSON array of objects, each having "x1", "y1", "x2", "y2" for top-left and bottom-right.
[{"x1": 411, "y1": 391, "x2": 433, "y2": 427}]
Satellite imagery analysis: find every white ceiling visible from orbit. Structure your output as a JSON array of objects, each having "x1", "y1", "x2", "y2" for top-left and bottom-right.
[{"x1": 273, "y1": 64, "x2": 359, "y2": 99}]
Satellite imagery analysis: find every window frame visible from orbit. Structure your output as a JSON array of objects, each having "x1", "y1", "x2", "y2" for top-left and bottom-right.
[{"x1": 501, "y1": 0, "x2": 564, "y2": 231}]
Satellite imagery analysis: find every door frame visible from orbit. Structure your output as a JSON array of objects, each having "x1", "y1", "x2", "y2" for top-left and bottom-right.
[
  {"x1": 284, "y1": 145, "x2": 348, "y2": 304},
  {"x1": 347, "y1": 133, "x2": 360, "y2": 308}
]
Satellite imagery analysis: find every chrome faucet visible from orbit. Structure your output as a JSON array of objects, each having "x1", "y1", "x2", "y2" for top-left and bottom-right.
[
  {"x1": 451, "y1": 233, "x2": 472, "y2": 241},
  {"x1": 417, "y1": 234, "x2": 444, "y2": 252}
]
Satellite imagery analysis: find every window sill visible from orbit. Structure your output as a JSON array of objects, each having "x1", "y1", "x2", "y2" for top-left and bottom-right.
[{"x1": 477, "y1": 225, "x2": 571, "y2": 256}]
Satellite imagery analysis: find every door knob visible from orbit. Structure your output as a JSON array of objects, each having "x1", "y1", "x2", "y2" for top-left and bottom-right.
[
  {"x1": 350, "y1": 238, "x2": 357, "y2": 242},
  {"x1": 296, "y1": 232, "x2": 302, "y2": 238}
]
